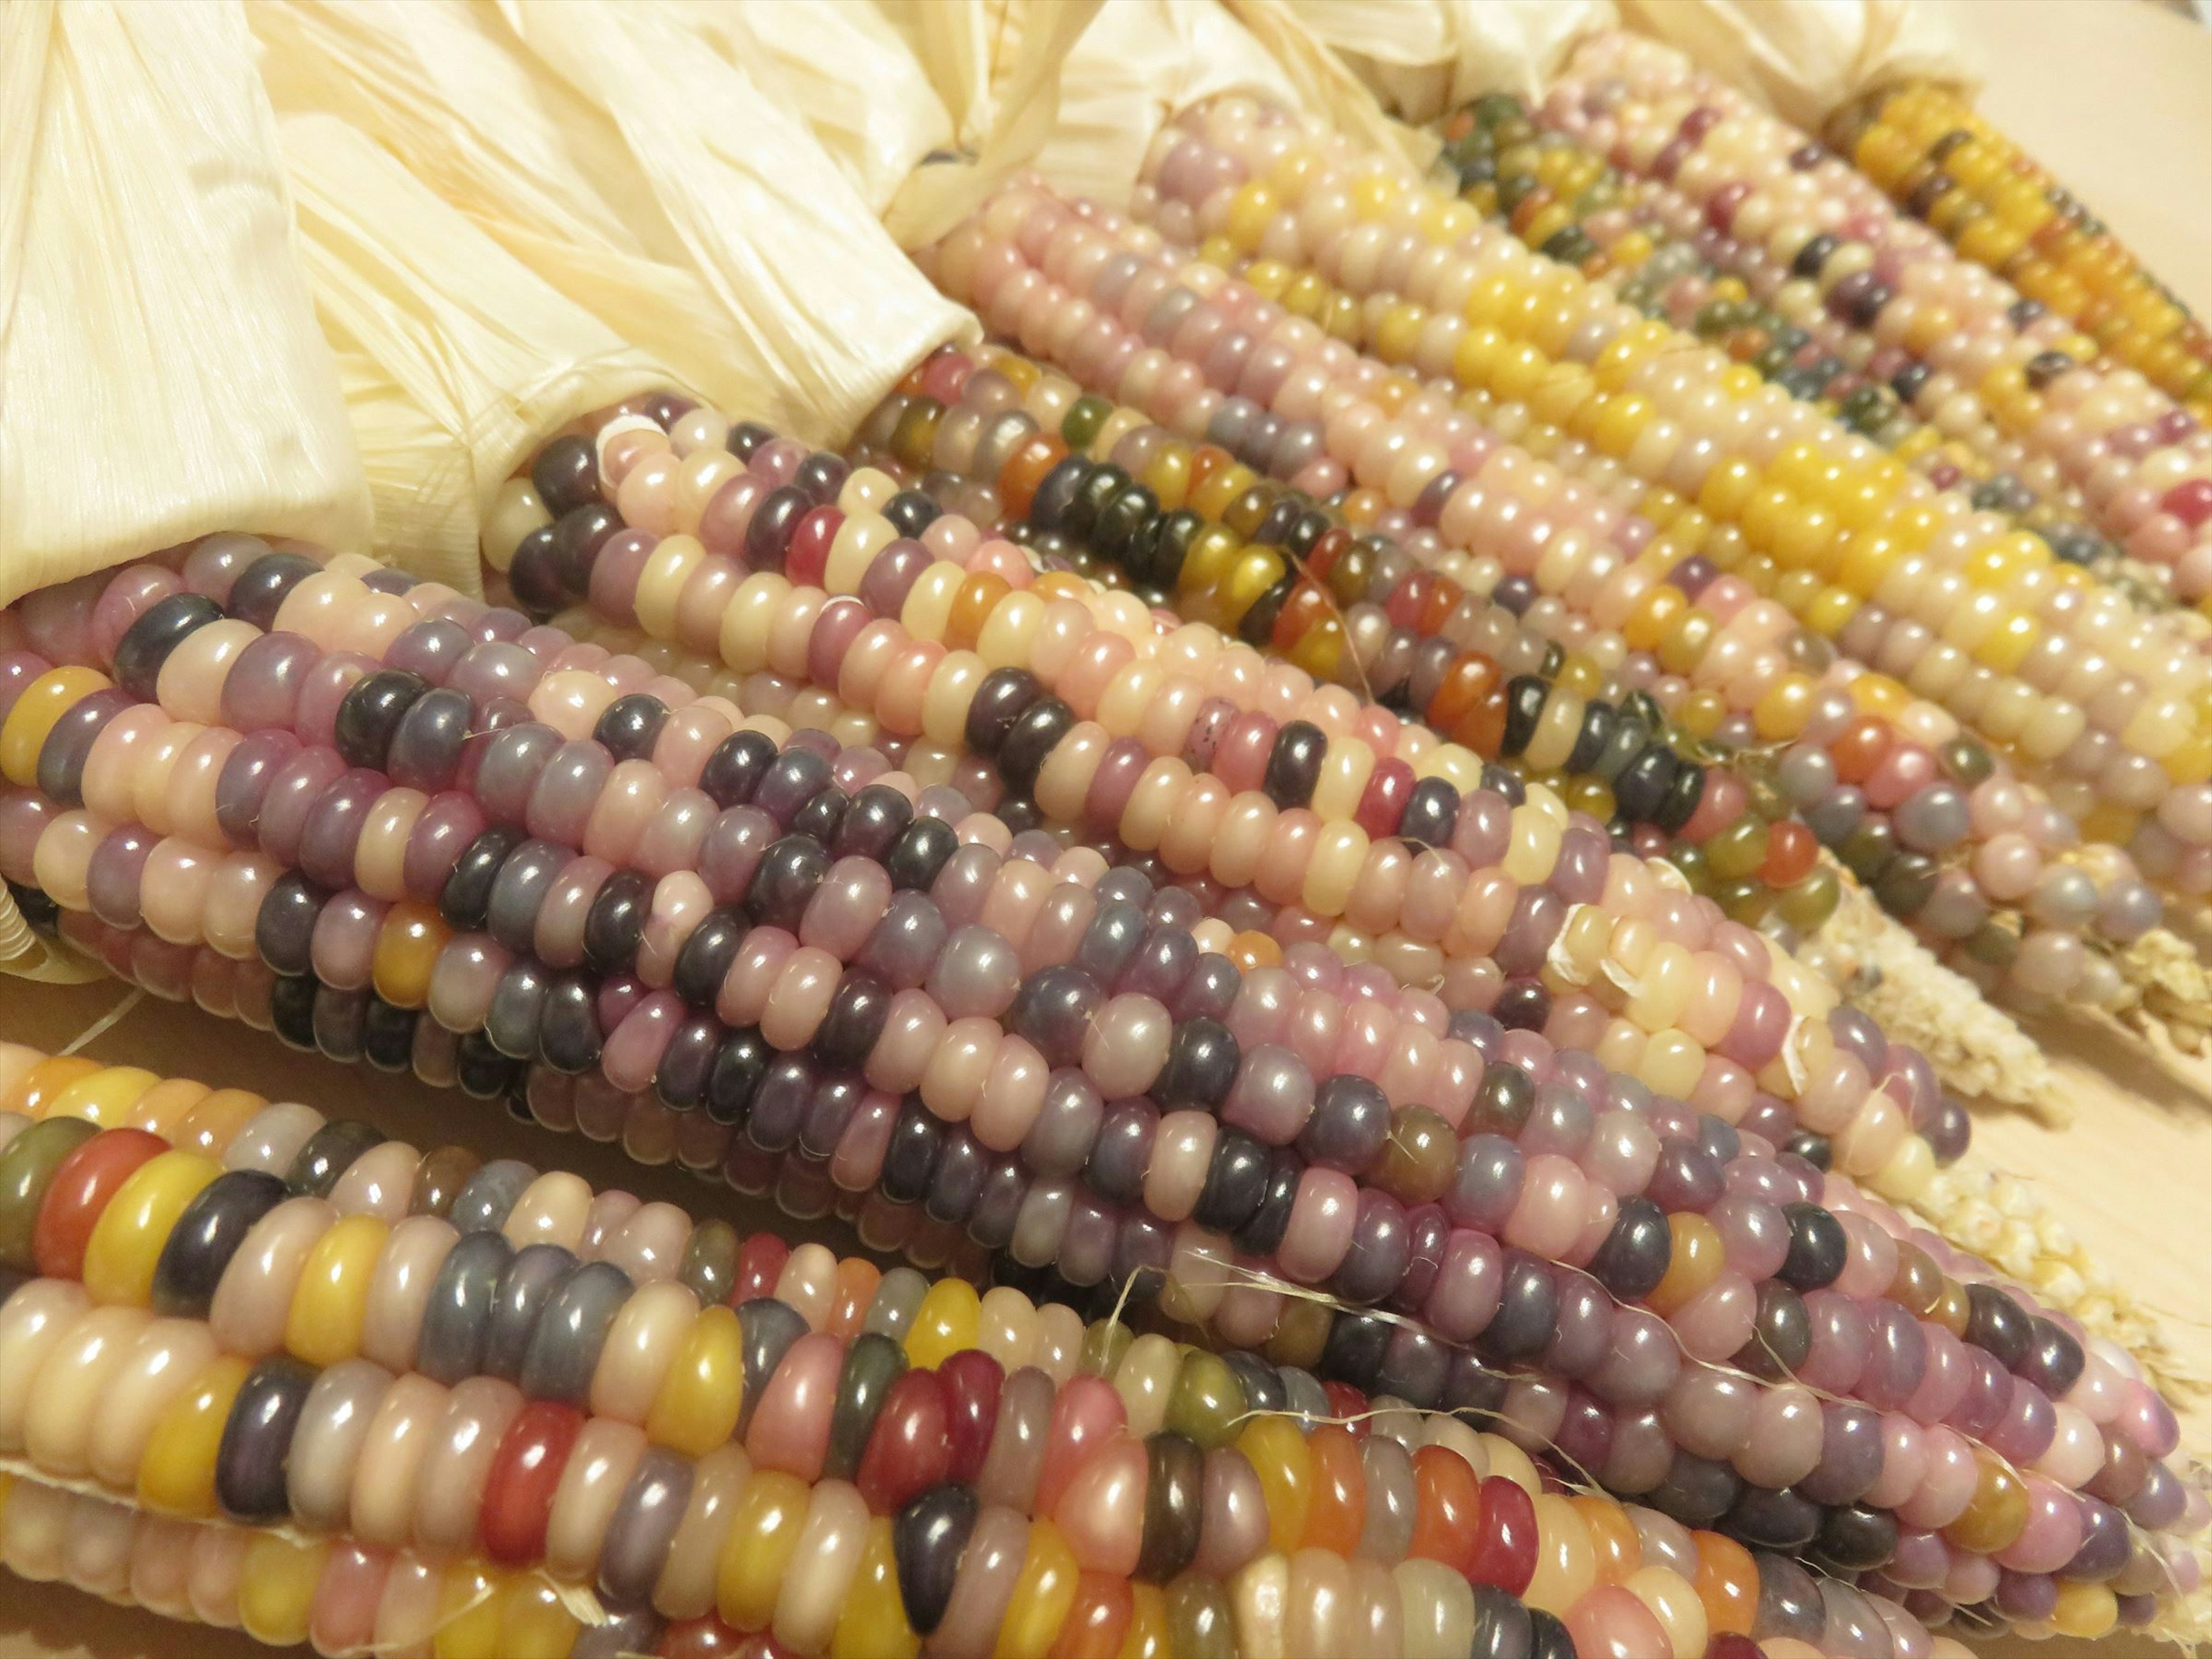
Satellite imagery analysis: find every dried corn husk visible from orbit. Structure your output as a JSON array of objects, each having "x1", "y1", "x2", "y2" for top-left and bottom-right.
[
  {"x1": 1914, "y1": 1156, "x2": 2207, "y2": 1404},
  {"x1": 868, "y1": 0, "x2": 1105, "y2": 246},
  {"x1": 1611, "y1": 0, "x2": 1973, "y2": 127},
  {"x1": 1276, "y1": 0, "x2": 1618, "y2": 123},
  {"x1": 1279, "y1": 0, "x2": 1969, "y2": 130},
  {"x1": 1028, "y1": 0, "x2": 1312, "y2": 206},
  {"x1": 278, "y1": 113, "x2": 674, "y2": 591},
  {"x1": 1031, "y1": 0, "x2": 1424, "y2": 207},
  {"x1": 2, "y1": 0, "x2": 368, "y2": 984},
  {"x1": 250, "y1": 0, "x2": 973, "y2": 461},
  {"x1": 1819, "y1": 877, "x2": 2075, "y2": 1125},
  {"x1": 661, "y1": 2, "x2": 1411, "y2": 243},
  {"x1": 491, "y1": 0, "x2": 976, "y2": 418},
  {"x1": 0, "y1": 0, "x2": 368, "y2": 607},
  {"x1": 664, "y1": 1, "x2": 955, "y2": 217},
  {"x1": 1023, "y1": 0, "x2": 1427, "y2": 207}
]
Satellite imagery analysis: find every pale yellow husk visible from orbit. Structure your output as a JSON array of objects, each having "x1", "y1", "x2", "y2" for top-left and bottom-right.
[
  {"x1": 1609, "y1": 0, "x2": 1976, "y2": 128},
  {"x1": 842, "y1": 0, "x2": 1425, "y2": 217},
  {"x1": 1820, "y1": 861, "x2": 2077, "y2": 1126},
  {"x1": 868, "y1": 0, "x2": 1107, "y2": 246},
  {"x1": 250, "y1": 0, "x2": 975, "y2": 452},
  {"x1": 1271, "y1": 0, "x2": 1618, "y2": 122},
  {"x1": 279, "y1": 113, "x2": 675, "y2": 593},
  {"x1": 2113, "y1": 927, "x2": 2212, "y2": 1058},
  {"x1": 247, "y1": 0, "x2": 982, "y2": 577},
  {"x1": 663, "y1": 0, "x2": 956, "y2": 217},
  {"x1": 1914, "y1": 1156, "x2": 2208, "y2": 1407},
  {"x1": 1277, "y1": 0, "x2": 1974, "y2": 129},
  {"x1": 661, "y1": 0, "x2": 1101, "y2": 246},
  {"x1": 0, "y1": 0, "x2": 369, "y2": 605}
]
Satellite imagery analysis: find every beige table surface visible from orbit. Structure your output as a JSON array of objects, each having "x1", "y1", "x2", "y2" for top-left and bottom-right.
[{"x1": 4, "y1": 3, "x2": 2209, "y2": 1657}]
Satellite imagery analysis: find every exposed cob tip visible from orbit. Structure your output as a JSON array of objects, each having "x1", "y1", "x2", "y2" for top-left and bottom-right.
[
  {"x1": 1916, "y1": 1156, "x2": 2210, "y2": 1408},
  {"x1": 2113, "y1": 930, "x2": 2212, "y2": 1058},
  {"x1": 1821, "y1": 879, "x2": 2076, "y2": 1127}
]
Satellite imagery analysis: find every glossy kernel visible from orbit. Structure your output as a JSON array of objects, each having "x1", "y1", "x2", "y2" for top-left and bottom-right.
[
  {"x1": 1234, "y1": 1418, "x2": 1312, "y2": 1556},
  {"x1": 1645, "y1": 1213, "x2": 1722, "y2": 1317},
  {"x1": 283, "y1": 1213, "x2": 389, "y2": 1367},
  {"x1": 716, "y1": 1469, "x2": 811, "y2": 1631},
  {"x1": 831, "y1": 1516, "x2": 920, "y2": 1659},
  {"x1": 80, "y1": 1149, "x2": 221, "y2": 1306},
  {"x1": 137, "y1": 1353, "x2": 253, "y2": 1518},
  {"x1": 993, "y1": 1516, "x2": 1081, "y2": 1659},
  {"x1": 649, "y1": 1304, "x2": 744, "y2": 1458},
  {"x1": 905, "y1": 1278, "x2": 982, "y2": 1369}
]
